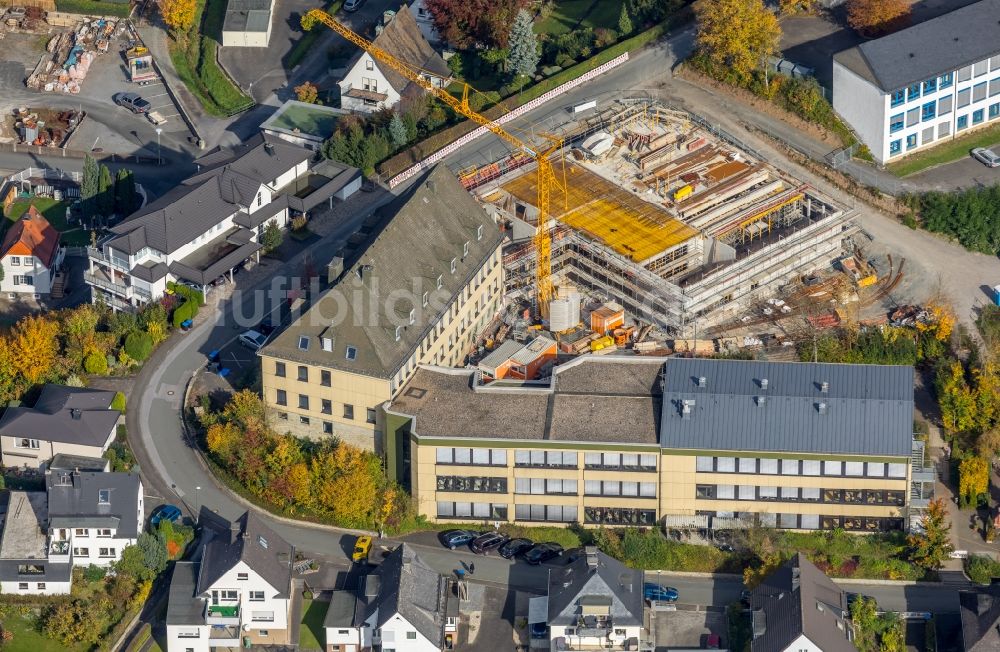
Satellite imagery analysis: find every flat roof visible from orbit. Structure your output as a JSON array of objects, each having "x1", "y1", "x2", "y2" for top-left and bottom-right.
[
  {"x1": 0, "y1": 492, "x2": 47, "y2": 560},
  {"x1": 262, "y1": 101, "x2": 346, "y2": 140},
  {"x1": 223, "y1": 0, "x2": 272, "y2": 32},
  {"x1": 502, "y1": 163, "x2": 697, "y2": 263}
]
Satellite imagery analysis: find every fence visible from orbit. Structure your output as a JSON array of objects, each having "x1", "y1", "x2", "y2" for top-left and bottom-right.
[
  {"x1": 0, "y1": 142, "x2": 161, "y2": 164},
  {"x1": 386, "y1": 52, "x2": 632, "y2": 189}
]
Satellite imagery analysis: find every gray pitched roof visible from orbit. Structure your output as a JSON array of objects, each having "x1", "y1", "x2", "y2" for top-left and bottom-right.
[
  {"x1": 358, "y1": 544, "x2": 446, "y2": 645},
  {"x1": 660, "y1": 359, "x2": 914, "y2": 457},
  {"x1": 261, "y1": 164, "x2": 502, "y2": 379},
  {"x1": 46, "y1": 471, "x2": 142, "y2": 539},
  {"x1": 324, "y1": 590, "x2": 359, "y2": 628},
  {"x1": 834, "y1": 0, "x2": 1000, "y2": 92},
  {"x1": 546, "y1": 549, "x2": 643, "y2": 628},
  {"x1": 0, "y1": 384, "x2": 119, "y2": 448},
  {"x1": 960, "y1": 585, "x2": 1000, "y2": 651},
  {"x1": 197, "y1": 511, "x2": 293, "y2": 598},
  {"x1": 364, "y1": 5, "x2": 450, "y2": 93},
  {"x1": 166, "y1": 561, "x2": 208, "y2": 626},
  {"x1": 109, "y1": 134, "x2": 314, "y2": 256},
  {"x1": 750, "y1": 554, "x2": 854, "y2": 652},
  {"x1": 388, "y1": 357, "x2": 665, "y2": 443}
]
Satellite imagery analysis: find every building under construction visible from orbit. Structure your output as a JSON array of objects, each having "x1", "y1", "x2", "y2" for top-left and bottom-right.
[{"x1": 468, "y1": 101, "x2": 854, "y2": 335}]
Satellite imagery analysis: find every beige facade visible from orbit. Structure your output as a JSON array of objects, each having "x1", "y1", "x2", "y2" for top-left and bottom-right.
[
  {"x1": 0, "y1": 430, "x2": 116, "y2": 469},
  {"x1": 261, "y1": 246, "x2": 504, "y2": 449}
]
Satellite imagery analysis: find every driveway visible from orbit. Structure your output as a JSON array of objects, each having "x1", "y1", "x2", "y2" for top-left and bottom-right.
[{"x1": 904, "y1": 139, "x2": 1000, "y2": 191}]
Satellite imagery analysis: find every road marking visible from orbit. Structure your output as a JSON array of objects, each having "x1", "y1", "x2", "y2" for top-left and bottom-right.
[{"x1": 145, "y1": 92, "x2": 168, "y2": 99}]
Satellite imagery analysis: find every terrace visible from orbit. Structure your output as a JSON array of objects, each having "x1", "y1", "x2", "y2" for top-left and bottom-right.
[{"x1": 169, "y1": 228, "x2": 261, "y2": 288}]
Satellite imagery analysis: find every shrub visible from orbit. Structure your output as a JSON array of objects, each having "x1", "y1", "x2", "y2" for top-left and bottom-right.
[
  {"x1": 84, "y1": 352, "x2": 108, "y2": 375},
  {"x1": 83, "y1": 564, "x2": 107, "y2": 582},
  {"x1": 123, "y1": 331, "x2": 153, "y2": 362},
  {"x1": 967, "y1": 554, "x2": 1000, "y2": 584},
  {"x1": 291, "y1": 215, "x2": 308, "y2": 231},
  {"x1": 172, "y1": 301, "x2": 195, "y2": 328},
  {"x1": 111, "y1": 391, "x2": 127, "y2": 413}
]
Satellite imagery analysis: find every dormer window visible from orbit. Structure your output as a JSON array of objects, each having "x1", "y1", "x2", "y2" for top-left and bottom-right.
[
  {"x1": 477, "y1": 225, "x2": 484, "y2": 240},
  {"x1": 463, "y1": 241, "x2": 469, "y2": 257},
  {"x1": 298, "y1": 336, "x2": 309, "y2": 351},
  {"x1": 321, "y1": 337, "x2": 333, "y2": 352},
  {"x1": 436, "y1": 275, "x2": 443, "y2": 290},
  {"x1": 346, "y1": 346, "x2": 357, "y2": 360},
  {"x1": 256, "y1": 192, "x2": 262, "y2": 207},
  {"x1": 98, "y1": 489, "x2": 110, "y2": 505},
  {"x1": 450, "y1": 258, "x2": 457, "y2": 274},
  {"x1": 395, "y1": 326, "x2": 402, "y2": 341},
  {"x1": 422, "y1": 291, "x2": 429, "y2": 307},
  {"x1": 258, "y1": 536, "x2": 268, "y2": 549},
  {"x1": 408, "y1": 309, "x2": 415, "y2": 325}
]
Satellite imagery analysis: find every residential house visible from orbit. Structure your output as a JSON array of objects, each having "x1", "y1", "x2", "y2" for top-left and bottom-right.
[
  {"x1": 259, "y1": 164, "x2": 504, "y2": 449},
  {"x1": 165, "y1": 511, "x2": 294, "y2": 651},
  {"x1": 959, "y1": 584, "x2": 1000, "y2": 651},
  {"x1": 543, "y1": 547, "x2": 644, "y2": 652},
  {"x1": 0, "y1": 384, "x2": 121, "y2": 469},
  {"x1": 832, "y1": 0, "x2": 1000, "y2": 163},
  {"x1": 323, "y1": 544, "x2": 458, "y2": 652},
  {"x1": 408, "y1": 0, "x2": 441, "y2": 44},
  {"x1": 338, "y1": 5, "x2": 450, "y2": 113},
  {"x1": 0, "y1": 470, "x2": 142, "y2": 595},
  {"x1": 0, "y1": 206, "x2": 64, "y2": 297},
  {"x1": 86, "y1": 133, "x2": 361, "y2": 311},
  {"x1": 384, "y1": 357, "x2": 926, "y2": 532},
  {"x1": 750, "y1": 553, "x2": 854, "y2": 652}
]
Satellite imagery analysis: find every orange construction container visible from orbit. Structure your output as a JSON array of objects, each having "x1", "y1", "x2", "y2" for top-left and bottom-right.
[{"x1": 590, "y1": 304, "x2": 625, "y2": 335}]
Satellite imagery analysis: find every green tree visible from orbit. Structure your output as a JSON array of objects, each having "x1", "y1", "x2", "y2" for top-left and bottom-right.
[
  {"x1": 123, "y1": 331, "x2": 153, "y2": 362},
  {"x1": 261, "y1": 220, "x2": 283, "y2": 253},
  {"x1": 43, "y1": 599, "x2": 105, "y2": 645},
  {"x1": 694, "y1": 0, "x2": 781, "y2": 83},
  {"x1": 618, "y1": 4, "x2": 633, "y2": 35},
  {"x1": 850, "y1": 595, "x2": 880, "y2": 652},
  {"x1": 507, "y1": 9, "x2": 539, "y2": 79},
  {"x1": 117, "y1": 533, "x2": 166, "y2": 581},
  {"x1": 402, "y1": 112, "x2": 418, "y2": 142},
  {"x1": 907, "y1": 498, "x2": 954, "y2": 571},
  {"x1": 97, "y1": 164, "x2": 114, "y2": 218},
  {"x1": 81, "y1": 154, "x2": 99, "y2": 220},
  {"x1": 111, "y1": 391, "x2": 127, "y2": 413},
  {"x1": 84, "y1": 351, "x2": 109, "y2": 374},
  {"x1": 388, "y1": 113, "x2": 408, "y2": 148},
  {"x1": 114, "y1": 168, "x2": 137, "y2": 216}
]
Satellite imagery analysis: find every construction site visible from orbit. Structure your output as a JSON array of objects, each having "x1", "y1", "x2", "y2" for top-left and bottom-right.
[{"x1": 456, "y1": 100, "x2": 887, "y2": 358}]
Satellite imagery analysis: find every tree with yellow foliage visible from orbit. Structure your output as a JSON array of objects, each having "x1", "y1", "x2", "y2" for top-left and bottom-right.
[
  {"x1": 206, "y1": 422, "x2": 241, "y2": 463},
  {"x1": 159, "y1": 0, "x2": 197, "y2": 32},
  {"x1": 694, "y1": 0, "x2": 781, "y2": 83},
  {"x1": 294, "y1": 82, "x2": 319, "y2": 104},
  {"x1": 11, "y1": 315, "x2": 61, "y2": 385},
  {"x1": 846, "y1": 0, "x2": 910, "y2": 36},
  {"x1": 743, "y1": 552, "x2": 782, "y2": 590},
  {"x1": 959, "y1": 455, "x2": 989, "y2": 508},
  {"x1": 936, "y1": 359, "x2": 977, "y2": 433}
]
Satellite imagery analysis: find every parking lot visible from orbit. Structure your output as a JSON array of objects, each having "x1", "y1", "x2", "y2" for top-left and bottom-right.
[{"x1": 651, "y1": 608, "x2": 726, "y2": 651}]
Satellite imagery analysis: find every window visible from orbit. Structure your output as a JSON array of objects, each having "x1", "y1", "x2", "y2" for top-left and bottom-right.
[
  {"x1": 515, "y1": 450, "x2": 577, "y2": 468},
  {"x1": 421, "y1": 291, "x2": 429, "y2": 307},
  {"x1": 450, "y1": 258, "x2": 457, "y2": 274},
  {"x1": 297, "y1": 366, "x2": 308, "y2": 381},
  {"x1": 823, "y1": 460, "x2": 842, "y2": 476},
  {"x1": 279, "y1": 412, "x2": 288, "y2": 420},
  {"x1": 252, "y1": 612, "x2": 275, "y2": 622},
  {"x1": 98, "y1": 489, "x2": 110, "y2": 505},
  {"x1": 696, "y1": 456, "x2": 714, "y2": 471},
  {"x1": 738, "y1": 458, "x2": 756, "y2": 473},
  {"x1": 75, "y1": 529, "x2": 89, "y2": 537},
  {"x1": 256, "y1": 192, "x2": 262, "y2": 207},
  {"x1": 323, "y1": 421, "x2": 333, "y2": 434},
  {"x1": 346, "y1": 346, "x2": 357, "y2": 360},
  {"x1": 298, "y1": 394, "x2": 309, "y2": 410},
  {"x1": 939, "y1": 94, "x2": 953, "y2": 115},
  {"x1": 991, "y1": 103, "x2": 1000, "y2": 119},
  {"x1": 436, "y1": 275, "x2": 443, "y2": 290},
  {"x1": 975, "y1": 60, "x2": 990, "y2": 77},
  {"x1": 890, "y1": 90, "x2": 905, "y2": 107},
  {"x1": 237, "y1": 573, "x2": 249, "y2": 580},
  {"x1": 958, "y1": 87, "x2": 971, "y2": 108},
  {"x1": 365, "y1": 59, "x2": 374, "y2": 70},
  {"x1": 802, "y1": 460, "x2": 821, "y2": 476},
  {"x1": 940, "y1": 72, "x2": 953, "y2": 89},
  {"x1": 96, "y1": 529, "x2": 112, "y2": 537},
  {"x1": 407, "y1": 632, "x2": 417, "y2": 640},
  {"x1": 366, "y1": 408, "x2": 376, "y2": 424},
  {"x1": 299, "y1": 416, "x2": 310, "y2": 425},
  {"x1": 906, "y1": 107, "x2": 920, "y2": 127},
  {"x1": 974, "y1": 108, "x2": 985, "y2": 124},
  {"x1": 36, "y1": 583, "x2": 46, "y2": 590},
  {"x1": 394, "y1": 326, "x2": 402, "y2": 342},
  {"x1": 906, "y1": 133, "x2": 918, "y2": 149},
  {"x1": 922, "y1": 101, "x2": 936, "y2": 121},
  {"x1": 73, "y1": 547, "x2": 89, "y2": 556},
  {"x1": 477, "y1": 224, "x2": 484, "y2": 240},
  {"x1": 9, "y1": 256, "x2": 18, "y2": 266},
  {"x1": 343, "y1": 404, "x2": 354, "y2": 420},
  {"x1": 889, "y1": 113, "x2": 904, "y2": 133},
  {"x1": 922, "y1": 78, "x2": 937, "y2": 94},
  {"x1": 845, "y1": 461, "x2": 865, "y2": 476},
  {"x1": 362, "y1": 77, "x2": 377, "y2": 92},
  {"x1": 321, "y1": 399, "x2": 332, "y2": 414},
  {"x1": 866, "y1": 462, "x2": 886, "y2": 477},
  {"x1": 99, "y1": 548, "x2": 114, "y2": 557},
  {"x1": 781, "y1": 459, "x2": 799, "y2": 475},
  {"x1": 907, "y1": 83, "x2": 920, "y2": 101},
  {"x1": 16, "y1": 438, "x2": 39, "y2": 449},
  {"x1": 276, "y1": 389, "x2": 287, "y2": 406},
  {"x1": 298, "y1": 336, "x2": 310, "y2": 351},
  {"x1": 959, "y1": 65, "x2": 973, "y2": 82},
  {"x1": 321, "y1": 369, "x2": 331, "y2": 386},
  {"x1": 322, "y1": 337, "x2": 333, "y2": 352},
  {"x1": 974, "y1": 81, "x2": 988, "y2": 102},
  {"x1": 274, "y1": 361, "x2": 286, "y2": 377},
  {"x1": 992, "y1": 78, "x2": 1000, "y2": 97},
  {"x1": 17, "y1": 583, "x2": 27, "y2": 590},
  {"x1": 759, "y1": 458, "x2": 779, "y2": 474},
  {"x1": 716, "y1": 457, "x2": 736, "y2": 472},
  {"x1": 887, "y1": 463, "x2": 907, "y2": 478},
  {"x1": 249, "y1": 591, "x2": 265, "y2": 601}
]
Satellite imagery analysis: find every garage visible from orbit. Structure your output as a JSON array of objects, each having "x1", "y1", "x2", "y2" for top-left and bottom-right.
[{"x1": 221, "y1": 0, "x2": 274, "y2": 48}]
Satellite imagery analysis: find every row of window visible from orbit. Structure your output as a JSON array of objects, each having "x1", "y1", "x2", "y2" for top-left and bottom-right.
[
  {"x1": 584, "y1": 507, "x2": 656, "y2": 526},
  {"x1": 71, "y1": 547, "x2": 117, "y2": 557},
  {"x1": 436, "y1": 501, "x2": 508, "y2": 520},
  {"x1": 889, "y1": 56, "x2": 1000, "y2": 107},
  {"x1": 436, "y1": 447, "x2": 508, "y2": 466},
  {"x1": 435, "y1": 501, "x2": 658, "y2": 527},
  {"x1": 273, "y1": 390, "x2": 376, "y2": 423},
  {"x1": 435, "y1": 475, "x2": 658, "y2": 498},
  {"x1": 274, "y1": 363, "x2": 331, "y2": 386},
  {"x1": 436, "y1": 476, "x2": 507, "y2": 493},
  {"x1": 695, "y1": 456, "x2": 907, "y2": 479},
  {"x1": 16, "y1": 582, "x2": 46, "y2": 590},
  {"x1": 889, "y1": 102, "x2": 1000, "y2": 156},
  {"x1": 695, "y1": 484, "x2": 906, "y2": 506},
  {"x1": 515, "y1": 503, "x2": 578, "y2": 523},
  {"x1": 584, "y1": 480, "x2": 657, "y2": 497},
  {"x1": 11, "y1": 275, "x2": 34, "y2": 286},
  {"x1": 6, "y1": 256, "x2": 35, "y2": 267},
  {"x1": 702, "y1": 510, "x2": 904, "y2": 532},
  {"x1": 63, "y1": 528, "x2": 114, "y2": 538},
  {"x1": 890, "y1": 80, "x2": 1000, "y2": 133},
  {"x1": 436, "y1": 448, "x2": 658, "y2": 471}
]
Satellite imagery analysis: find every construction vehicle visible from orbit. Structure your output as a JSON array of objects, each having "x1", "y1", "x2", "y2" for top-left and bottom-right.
[{"x1": 306, "y1": 8, "x2": 564, "y2": 316}]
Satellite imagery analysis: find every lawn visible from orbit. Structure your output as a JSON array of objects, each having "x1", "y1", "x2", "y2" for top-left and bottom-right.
[
  {"x1": 5, "y1": 197, "x2": 91, "y2": 246},
  {"x1": 299, "y1": 599, "x2": 326, "y2": 651},
  {"x1": 887, "y1": 122, "x2": 1000, "y2": 177},
  {"x1": 269, "y1": 104, "x2": 341, "y2": 138},
  {"x1": 2, "y1": 609, "x2": 88, "y2": 652},
  {"x1": 536, "y1": 0, "x2": 625, "y2": 36},
  {"x1": 54, "y1": 0, "x2": 131, "y2": 17}
]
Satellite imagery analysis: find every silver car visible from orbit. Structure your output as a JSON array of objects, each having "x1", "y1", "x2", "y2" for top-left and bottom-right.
[
  {"x1": 972, "y1": 147, "x2": 1000, "y2": 167},
  {"x1": 238, "y1": 329, "x2": 268, "y2": 350}
]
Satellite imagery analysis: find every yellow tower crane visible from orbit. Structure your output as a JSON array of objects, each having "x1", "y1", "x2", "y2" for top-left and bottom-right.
[{"x1": 305, "y1": 8, "x2": 562, "y2": 314}]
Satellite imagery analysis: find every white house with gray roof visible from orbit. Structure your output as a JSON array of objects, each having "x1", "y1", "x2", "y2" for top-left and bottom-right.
[
  {"x1": 0, "y1": 470, "x2": 142, "y2": 595},
  {"x1": 0, "y1": 384, "x2": 121, "y2": 469},
  {"x1": 86, "y1": 133, "x2": 361, "y2": 312},
  {"x1": 165, "y1": 511, "x2": 294, "y2": 651},
  {"x1": 833, "y1": 0, "x2": 1000, "y2": 164}
]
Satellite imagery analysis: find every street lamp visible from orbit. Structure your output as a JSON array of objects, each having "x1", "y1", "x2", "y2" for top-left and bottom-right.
[
  {"x1": 155, "y1": 127, "x2": 162, "y2": 165},
  {"x1": 195, "y1": 485, "x2": 201, "y2": 514}
]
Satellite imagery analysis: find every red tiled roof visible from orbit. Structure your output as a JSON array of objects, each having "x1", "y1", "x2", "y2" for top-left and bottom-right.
[{"x1": 1, "y1": 206, "x2": 61, "y2": 266}]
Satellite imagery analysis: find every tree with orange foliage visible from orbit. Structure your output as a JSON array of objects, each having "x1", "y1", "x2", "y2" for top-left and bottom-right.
[
  {"x1": 294, "y1": 82, "x2": 319, "y2": 104},
  {"x1": 159, "y1": 0, "x2": 197, "y2": 32},
  {"x1": 11, "y1": 314, "x2": 60, "y2": 385},
  {"x1": 846, "y1": 0, "x2": 910, "y2": 36}
]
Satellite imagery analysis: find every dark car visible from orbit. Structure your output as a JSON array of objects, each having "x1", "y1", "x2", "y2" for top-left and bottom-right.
[
  {"x1": 524, "y1": 542, "x2": 563, "y2": 565},
  {"x1": 498, "y1": 537, "x2": 533, "y2": 559},
  {"x1": 150, "y1": 504, "x2": 182, "y2": 527},
  {"x1": 258, "y1": 315, "x2": 277, "y2": 335},
  {"x1": 440, "y1": 529, "x2": 479, "y2": 550},
  {"x1": 643, "y1": 582, "x2": 679, "y2": 602},
  {"x1": 530, "y1": 622, "x2": 548, "y2": 638},
  {"x1": 470, "y1": 532, "x2": 508, "y2": 555},
  {"x1": 114, "y1": 92, "x2": 151, "y2": 114}
]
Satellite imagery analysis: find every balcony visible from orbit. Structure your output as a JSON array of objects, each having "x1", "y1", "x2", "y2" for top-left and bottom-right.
[
  {"x1": 205, "y1": 604, "x2": 240, "y2": 626},
  {"x1": 85, "y1": 271, "x2": 130, "y2": 297},
  {"x1": 49, "y1": 540, "x2": 70, "y2": 561},
  {"x1": 208, "y1": 626, "x2": 241, "y2": 647},
  {"x1": 87, "y1": 247, "x2": 130, "y2": 272}
]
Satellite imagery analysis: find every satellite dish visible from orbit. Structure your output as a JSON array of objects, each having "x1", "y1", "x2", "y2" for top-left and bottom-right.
[{"x1": 243, "y1": 624, "x2": 250, "y2": 631}]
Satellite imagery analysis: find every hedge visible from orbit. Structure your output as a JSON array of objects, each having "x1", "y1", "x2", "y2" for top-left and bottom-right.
[
  {"x1": 172, "y1": 300, "x2": 196, "y2": 328},
  {"x1": 54, "y1": 0, "x2": 132, "y2": 16},
  {"x1": 123, "y1": 331, "x2": 153, "y2": 361}
]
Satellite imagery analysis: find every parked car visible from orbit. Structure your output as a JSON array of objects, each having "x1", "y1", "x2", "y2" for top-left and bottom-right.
[
  {"x1": 257, "y1": 315, "x2": 278, "y2": 335},
  {"x1": 352, "y1": 535, "x2": 372, "y2": 562},
  {"x1": 343, "y1": 0, "x2": 364, "y2": 10},
  {"x1": 706, "y1": 633, "x2": 721, "y2": 649},
  {"x1": 439, "y1": 529, "x2": 479, "y2": 550},
  {"x1": 972, "y1": 147, "x2": 1000, "y2": 167},
  {"x1": 530, "y1": 622, "x2": 548, "y2": 638},
  {"x1": 114, "y1": 92, "x2": 151, "y2": 114},
  {"x1": 498, "y1": 537, "x2": 533, "y2": 559},
  {"x1": 150, "y1": 504, "x2": 182, "y2": 527},
  {"x1": 470, "y1": 532, "x2": 508, "y2": 555},
  {"x1": 643, "y1": 582, "x2": 679, "y2": 602},
  {"x1": 523, "y1": 542, "x2": 563, "y2": 565},
  {"x1": 238, "y1": 329, "x2": 268, "y2": 350}
]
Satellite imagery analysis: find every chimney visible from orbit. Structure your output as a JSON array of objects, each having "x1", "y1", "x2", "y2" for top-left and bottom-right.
[
  {"x1": 263, "y1": 142, "x2": 275, "y2": 155},
  {"x1": 681, "y1": 399, "x2": 695, "y2": 419},
  {"x1": 426, "y1": 179, "x2": 435, "y2": 193},
  {"x1": 697, "y1": 376, "x2": 707, "y2": 388},
  {"x1": 820, "y1": 381, "x2": 829, "y2": 393},
  {"x1": 817, "y1": 402, "x2": 828, "y2": 415},
  {"x1": 760, "y1": 378, "x2": 769, "y2": 390},
  {"x1": 585, "y1": 546, "x2": 598, "y2": 572},
  {"x1": 70, "y1": 408, "x2": 81, "y2": 420},
  {"x1": 755, "y1": 396, "x2": 766, "y2": 407}
]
